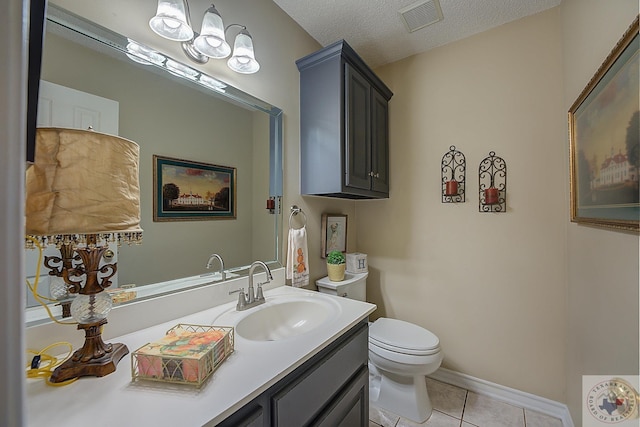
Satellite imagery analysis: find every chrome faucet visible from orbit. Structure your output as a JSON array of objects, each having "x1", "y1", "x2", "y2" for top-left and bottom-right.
[
  {"x1": 230, "y1": 260, "x2": 273, "y2": 311},
  {"x1": 205, "y1": 253, "x2": 225, "y2": 281}
]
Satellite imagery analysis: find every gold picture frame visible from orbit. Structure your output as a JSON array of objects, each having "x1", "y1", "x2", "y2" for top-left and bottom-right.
[{"x1": 568, "y1": 16, "x2": 639, "y2": 232}]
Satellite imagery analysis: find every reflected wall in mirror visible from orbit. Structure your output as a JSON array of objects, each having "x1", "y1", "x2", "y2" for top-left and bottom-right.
[{"x1": 25, "y1": 5, "x2": 283, "y2": 310}]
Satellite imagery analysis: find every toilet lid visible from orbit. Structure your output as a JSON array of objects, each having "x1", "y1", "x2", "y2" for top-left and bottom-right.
[{"x1": 369, "y1": 318, "x2": 440, "y2": 355}]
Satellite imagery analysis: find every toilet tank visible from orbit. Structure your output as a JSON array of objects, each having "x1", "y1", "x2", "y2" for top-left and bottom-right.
[{"x1": 316, "y1": 272, "x2": 368, "y2": 301}]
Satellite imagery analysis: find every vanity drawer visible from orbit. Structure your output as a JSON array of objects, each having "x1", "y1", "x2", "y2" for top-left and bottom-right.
[{"x1": 271, "y1": 322, "x2": 368, "y2": 426}]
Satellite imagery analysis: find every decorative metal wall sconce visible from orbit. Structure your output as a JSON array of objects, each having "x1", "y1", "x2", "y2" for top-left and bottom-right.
[
  {"x1": 441, "y1": 145, "x2": 466, "y2": 203},
  {"x1": 478, "y1": 151, "x2": 507, "y2": 212}
]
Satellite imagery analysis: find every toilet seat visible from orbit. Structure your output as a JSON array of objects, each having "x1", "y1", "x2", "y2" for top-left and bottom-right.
[{"x1": 369, "y1": 318, "x2": 440, "y2": 356}]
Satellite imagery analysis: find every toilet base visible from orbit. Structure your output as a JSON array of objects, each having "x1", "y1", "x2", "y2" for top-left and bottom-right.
[{"x1": 369, "y1": 369, "x2": 433, "y2": 423}]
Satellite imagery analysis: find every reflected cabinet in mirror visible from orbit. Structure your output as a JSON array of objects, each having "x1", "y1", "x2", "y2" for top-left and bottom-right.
[{"x1": 25, "y1": 4, "x2": 283, "y2": 313}]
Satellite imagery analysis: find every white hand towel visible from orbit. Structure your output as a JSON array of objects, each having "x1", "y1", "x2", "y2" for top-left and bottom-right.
[{"x1": 287, "y1": 226, "x2": 309, "y2": 287}]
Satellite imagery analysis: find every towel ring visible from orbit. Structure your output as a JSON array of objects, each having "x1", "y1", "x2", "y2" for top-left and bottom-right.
[{"x1": 289, "y1": 205, "x2": 307, "y2": 230}]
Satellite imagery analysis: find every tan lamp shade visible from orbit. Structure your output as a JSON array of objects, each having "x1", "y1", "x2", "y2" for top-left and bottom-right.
[{"x1": 26, "y1": 128, "x2": 142, "y2": 239}]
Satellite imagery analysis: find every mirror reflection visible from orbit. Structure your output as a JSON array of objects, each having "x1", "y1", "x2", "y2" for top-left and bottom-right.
[{"x1": 25, "y1": 4, "x2": 283, "y2": 311}]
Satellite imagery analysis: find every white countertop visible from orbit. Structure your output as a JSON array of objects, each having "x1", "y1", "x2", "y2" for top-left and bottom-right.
[{"x1": 26, "y1": 285, "x2": 376, "y2": 427}]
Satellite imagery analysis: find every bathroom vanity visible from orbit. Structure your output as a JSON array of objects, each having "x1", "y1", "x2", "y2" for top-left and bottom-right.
[
  {"x1": 219, "y1": 320, "x2": 369, "y2": 426},
  {"x1": 25, "y1": 282, "x2": 376, "y2": 426}
]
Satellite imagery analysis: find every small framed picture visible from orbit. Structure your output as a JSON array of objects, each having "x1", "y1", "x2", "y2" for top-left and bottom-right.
[{"x1": 321, "y1": 213, "x2": 347, "y2": 258}]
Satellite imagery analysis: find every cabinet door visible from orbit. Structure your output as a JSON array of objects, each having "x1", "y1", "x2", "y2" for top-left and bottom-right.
[
  {"x1": 344, "y1": 63, "x2": 371, "y2": 191},
  {"x1": 271, "y1": 322, "x2": 368, "y2": 426},
  {"x1": 371, "y1": 89, "x2": 389, "y2": 194},
  {"x1": 313, "y1": 367, "x2": 369, "y2": 427}
]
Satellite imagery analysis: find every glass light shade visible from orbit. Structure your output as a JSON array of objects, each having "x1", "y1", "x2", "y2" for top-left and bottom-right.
[
  {"x1": 70, "y1": 292, "x2": 112, "y2": 324},
  {"x1": 193, "y1": 5, "x2": 231, "y2": 58},
  {"x1": 227, "y1": 29, "x2": 260, "y2": 74},
  {"x1": 199, "y1": 74, "x2": 227, "y2": 92},
  {"x1": 149, "y1": 0, "x2": 194, "y2": 42},
  {"x1": 166, "y1": 59, "x2": 200, "y2": 80},
  {"x1": 126, "y1": 39, "x2": 166, "y2": 66}
]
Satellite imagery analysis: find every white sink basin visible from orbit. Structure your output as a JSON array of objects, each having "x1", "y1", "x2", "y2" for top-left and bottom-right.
[{"x1": 215, "y1": 295, "x2": 341, "y2": 341}]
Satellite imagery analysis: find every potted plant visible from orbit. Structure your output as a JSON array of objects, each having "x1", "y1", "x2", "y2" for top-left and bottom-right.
[{"x1": 326, "y1": 250, "x2": 346, "y2": 282}]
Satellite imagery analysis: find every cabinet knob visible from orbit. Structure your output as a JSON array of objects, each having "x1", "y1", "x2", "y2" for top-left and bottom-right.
[
  {"x1": 374, "y1": 173, "x2": 380, "y2": 178},
  {"x1": 369, "y1": 171, "x2": 374, "y2": 177}
]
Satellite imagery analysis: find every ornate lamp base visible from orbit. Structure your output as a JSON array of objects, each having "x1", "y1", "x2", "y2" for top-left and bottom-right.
[{"x1": 50, "y1": 319, "x2": 129, "y2": 383}]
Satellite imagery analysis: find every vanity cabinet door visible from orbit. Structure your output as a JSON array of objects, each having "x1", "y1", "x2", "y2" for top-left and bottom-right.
[
  {"x1": 313, "y1": 367, "x2": 369, "y2": 427},
  {"x1": 271, "y1": 322, "x2": 368, "y2": 426}
]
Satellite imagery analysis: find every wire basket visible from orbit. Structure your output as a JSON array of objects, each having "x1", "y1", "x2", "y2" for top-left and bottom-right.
[{"x1": 131, "y1": 323, "x2": 234, "y2": 387}]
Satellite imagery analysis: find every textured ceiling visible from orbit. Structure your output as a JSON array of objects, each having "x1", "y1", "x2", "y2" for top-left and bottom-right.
[{"x1": 273, "y1": 0, "x2": 562, "y2": 68}]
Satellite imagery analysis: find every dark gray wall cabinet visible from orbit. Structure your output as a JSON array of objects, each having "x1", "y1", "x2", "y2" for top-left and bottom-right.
[
  {"x1": 218, "y1": 320, "x2": 369, "y2": 427},
  {"x1": 297, "y1": 40, "x2": 393, "y2": 199}
]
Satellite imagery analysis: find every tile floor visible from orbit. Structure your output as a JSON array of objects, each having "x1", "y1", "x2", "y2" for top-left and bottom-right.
[{"x1": 369, "y1": 378, "x2": 564, "y2": 427}]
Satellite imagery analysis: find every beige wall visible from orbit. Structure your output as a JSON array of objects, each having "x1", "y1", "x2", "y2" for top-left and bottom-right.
[
  {"x1": 361, "y1": 0, "x2": 639, "y2": 415},
  {"x1": 361, "y1": 8, "x2": 568, "y2": 402},
  {"x1": 561, "y1": 0, "x2": 639, "y2": 424}
]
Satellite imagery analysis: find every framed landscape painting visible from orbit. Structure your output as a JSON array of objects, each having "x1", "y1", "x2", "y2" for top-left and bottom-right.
[
  {"x1": 153, "y1": 155, "x2": 236, "y2": 221},
  {"x1": 568, "y1": 16, "x2": 639, "y2": 232}
]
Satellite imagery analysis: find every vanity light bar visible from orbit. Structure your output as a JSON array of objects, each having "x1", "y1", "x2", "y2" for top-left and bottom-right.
[
  {"x1": 165, "y1": 59, "x2": 199, "y2": 80},
  {"x1": 126, "y1": 39, "x2": 166, "y2": 66},
  {"x1": 125, "y1": 38, "x2": 227, "y2": 93},
  {"x1": 198, "y1": 74, "x2": 227, "y2": 93}
]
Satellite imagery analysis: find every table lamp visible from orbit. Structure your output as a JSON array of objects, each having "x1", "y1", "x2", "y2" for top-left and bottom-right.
[{"x1": 25, "y1": 127, "x2": 142, "y2": 383}]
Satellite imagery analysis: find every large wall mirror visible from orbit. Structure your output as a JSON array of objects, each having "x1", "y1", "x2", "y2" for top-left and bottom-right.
[{"x1": 25, "y1": 4, "x2": 283, "y2": 314}]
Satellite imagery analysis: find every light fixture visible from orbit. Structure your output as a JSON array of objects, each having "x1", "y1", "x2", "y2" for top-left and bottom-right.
[
  {"x1": 25, "y1": 128, "x2": 142, "y2": 383},
  {"x1": 149, "y1": 0, "x2": 194, "y2": 41},
  {"x1": 198, "y1": 73, "x2": 227, "y2": 92},
  {"x1": 193, "y1": 5, "x2": 230, "y2": 59},
  {"x1": 227, "y1": 28, "x2": 260, "y2": 74},
  {"x1": 149, "y1": 1, "x2": 260, "y2": 73},
  {"x1": 126, "y1": 39, "x2": 166, "y2": 66},
  {"x1": 165, "y1": 58, "x2": 199, "y2": 80}
]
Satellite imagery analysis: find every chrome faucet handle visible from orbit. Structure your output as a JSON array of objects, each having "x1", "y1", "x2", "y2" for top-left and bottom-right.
[{"x1": 229, "y1": 287, "x2": 246, "y2": 310}]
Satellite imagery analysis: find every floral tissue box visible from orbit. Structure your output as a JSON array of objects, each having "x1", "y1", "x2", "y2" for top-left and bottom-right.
[{"x1": 131, "y1": 323, "x2": 234, "y2": 387}]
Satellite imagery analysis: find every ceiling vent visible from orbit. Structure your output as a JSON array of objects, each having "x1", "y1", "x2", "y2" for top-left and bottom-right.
[{"x1": 398, "y1": 0, "x2": 443, "y2": 33}]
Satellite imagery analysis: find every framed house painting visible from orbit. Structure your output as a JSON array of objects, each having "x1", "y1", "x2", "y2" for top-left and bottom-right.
[
  {"x1": 568, "y1": 16, "x2": 639, "y2": 232},
  {"x1": 153, "y1": 155, "x2": 236, "y2": 221}
]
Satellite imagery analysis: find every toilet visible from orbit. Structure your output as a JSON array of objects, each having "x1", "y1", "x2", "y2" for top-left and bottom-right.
[{"x1": 316, "y1": 272, "x2": 442, "y2": 423}]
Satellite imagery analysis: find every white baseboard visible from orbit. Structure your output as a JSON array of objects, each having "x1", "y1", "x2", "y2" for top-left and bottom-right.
[{"x1": 428, "y1": 367, "x2": 574, "y2": 427}]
